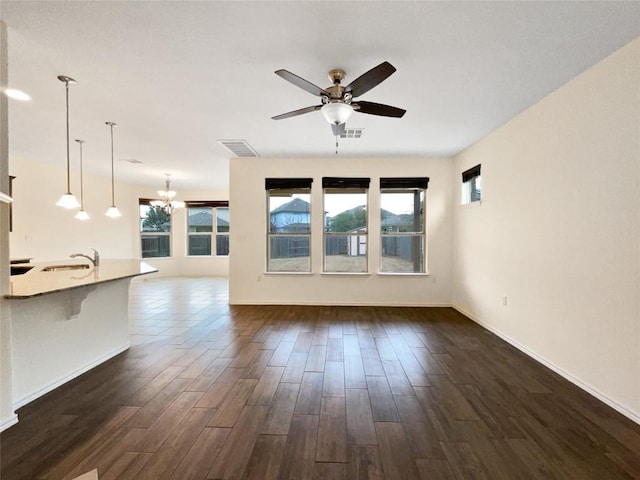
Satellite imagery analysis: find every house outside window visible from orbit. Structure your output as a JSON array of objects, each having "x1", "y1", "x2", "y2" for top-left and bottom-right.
[
  {"x1": 323, "y1": 177, "x2": 370, "y2": 273},
  {"x1": 266, "y1": 178, "x2": 313, "y2": 272},
  {"x1": 461, "y1": 164, "x2": 481, "y2": 204},
  {"x1": 380, "y1": 177, "x2": 429, "y2": 273},
  {"x1": 140, "y1": 200, "x2": 171, "y2": 258},
  {"x1": 187, "y1": 201, "x2": 230, "y2": 256}
]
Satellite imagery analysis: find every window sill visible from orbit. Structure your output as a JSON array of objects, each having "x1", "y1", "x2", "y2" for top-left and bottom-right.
[
  {"x1": 264, "y1": 271, "x2": 314, "y2": 276},
  {"x1": 377, "y1": 272, "x2": 430, "y2": 277},
  {"x1": 320, "y1": 272, "x2": 371, "y2": 276},
  {"x1": 460, "y1": 199, "x2": 482, "y2": 208}
]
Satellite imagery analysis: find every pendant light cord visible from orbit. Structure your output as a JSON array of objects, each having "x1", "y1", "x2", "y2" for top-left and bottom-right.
[
  {"x1": 77, "y1": 140, "x2": 84, "y2": 207},
  {"x1": 109, "y1": 124, "x2": 115, "y2": 206},
  {"x1": 65, "y1": 81, "x2": 71, "y2": 193}
]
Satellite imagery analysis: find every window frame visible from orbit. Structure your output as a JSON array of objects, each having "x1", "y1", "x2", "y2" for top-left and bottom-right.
[
  {"x1": 322, "y1": 177, "x2": 370, "y2": 274},
  {"x1": 266, "y1": 178, "x2": 313, "y2": 273},
  {"x1": 379, "y1": 177, "x2": 429, "y2": 274},
  {"x1": 186, "y1": 201, "x2": 230, "y2": 257},
  {"x1": 139, "y1": 199, "x2": 172, "y2": 258},
  {"x1": 461, "y1": 164, "x2": 481, "y2": 205}
]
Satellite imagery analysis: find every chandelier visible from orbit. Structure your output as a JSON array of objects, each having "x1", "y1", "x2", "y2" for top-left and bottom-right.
[{"x1": 150, "y1": 174, "x2": 185, "y2": 216}]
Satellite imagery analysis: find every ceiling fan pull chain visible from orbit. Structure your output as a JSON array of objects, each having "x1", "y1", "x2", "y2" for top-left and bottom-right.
[{"x1": 335, "y1": 135, "x2": 339, "y2": 155}]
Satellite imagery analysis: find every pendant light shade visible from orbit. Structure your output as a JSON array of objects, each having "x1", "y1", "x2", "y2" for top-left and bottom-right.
[
  {"x1": 74, "y1": 139, "x2": 89, "y2": 220},
  {"x1": 105, "y1": 121, "x2": 121, "y2": 218},
  {"x1": 56, "y1": 75, "x2": 80, "y2": 209},
  {"x1": 105, "y1": 206, "x2": 121, "y2": 218}
]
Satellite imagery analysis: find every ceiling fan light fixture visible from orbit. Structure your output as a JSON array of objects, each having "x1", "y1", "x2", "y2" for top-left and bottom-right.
[{"x1": 321, "y1": 102, "x2": 353, "y2": 125}]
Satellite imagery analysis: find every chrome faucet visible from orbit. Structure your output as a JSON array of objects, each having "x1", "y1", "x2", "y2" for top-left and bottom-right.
[{"x1": 70, "y1": 248, "x2": 99, "y2": 267}]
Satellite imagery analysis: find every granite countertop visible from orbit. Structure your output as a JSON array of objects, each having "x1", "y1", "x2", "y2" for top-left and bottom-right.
[{"x1": 6, "y1": 259, "x2": 158, "y2": 299}]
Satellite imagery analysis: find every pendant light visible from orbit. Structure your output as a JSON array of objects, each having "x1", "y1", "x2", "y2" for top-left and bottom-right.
[
  {"x1": 105, "y1": 121, "x2": 121, "y2": 218},
  {"x1": 56, "y1": 75, "x2": 80, "y2": 209},
  {"x1": 150, "y1": 174, "x2": 185, "y2": 216},
  {"x1": 74, "y1": 139, "x2": 89, "y2": 220}
]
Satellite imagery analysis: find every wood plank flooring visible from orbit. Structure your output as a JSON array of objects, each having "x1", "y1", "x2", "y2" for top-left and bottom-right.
[{"x1": 2, "y1": 277, "x2": 640, "y2": 479}]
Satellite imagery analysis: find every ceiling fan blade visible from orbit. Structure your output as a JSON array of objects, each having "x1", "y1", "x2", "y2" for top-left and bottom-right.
[
  {"x1": 271, "y1": 105, "x2": 322, "y2": 120},
  {"x1": 354, "y1": 101, "x2": 406, "y2": 118},
  {"x1": 344, "y1": 61, "x2": 396, "y2": 97},
  {"x1": 331, "y1": 123, "x2": 346, "y2": 136},
  {"x1": 275, "y1": 69, "x2": 330, "y2": 97}
]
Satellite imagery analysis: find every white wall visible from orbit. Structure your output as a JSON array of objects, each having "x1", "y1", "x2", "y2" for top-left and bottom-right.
[
  {"x1": 452, "y1": 38, "x2": 640, "y2": 421},
  {"x1": 229, "y1": 156, "x2": 453, "y2": 306},
  {"x1": 9, "y1": 158, "x2": 229, "y2": 278},
  {"x1": 0, "y1": 20, "x2": 17, "y2": 431},
  {"x1": 10, "y1": 156, "x2": 139, "y2": 261}
]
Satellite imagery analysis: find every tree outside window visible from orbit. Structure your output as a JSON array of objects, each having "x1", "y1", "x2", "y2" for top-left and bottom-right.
[{"x1": 140, "y1": 203, "x2": 171, "y2": 258}]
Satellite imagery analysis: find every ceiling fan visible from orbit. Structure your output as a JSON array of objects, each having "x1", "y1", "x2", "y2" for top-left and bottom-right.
[{"x1": 271, "y1": 61, "x2": 406, "y2": 136}]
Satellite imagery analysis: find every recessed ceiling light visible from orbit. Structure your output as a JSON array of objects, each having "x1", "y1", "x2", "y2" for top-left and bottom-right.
[{"x1": 4, "y1": 89, "x2": 31, "y2": 101}]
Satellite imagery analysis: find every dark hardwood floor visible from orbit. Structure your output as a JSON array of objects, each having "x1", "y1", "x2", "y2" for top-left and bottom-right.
[{"x1": 2, "y1": 277, "x2": 640, "y2": 479}]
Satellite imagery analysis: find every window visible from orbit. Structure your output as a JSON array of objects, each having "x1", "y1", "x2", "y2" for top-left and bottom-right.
[
  {"x1": 267, "y1": 178, "x2": 313, "y2": 272},
  {"x1": 140, "y1": 200, "x2": 171, "y2": 258},
  {"x1": 461, "y1": 164, "x2": 481, "y2": 204},
  {"x1": 186, "y1": 201, "x2": 230, "y2": 256},
  {"x1": 323, "y1": 177, "x2": 370, "y2": 273},
  {"x1": 380, "y1": 178, "x2": 428, "y2": 273}
]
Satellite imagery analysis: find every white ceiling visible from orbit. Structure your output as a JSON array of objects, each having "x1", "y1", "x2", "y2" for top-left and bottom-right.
[{"x1": 2, "y1": 1, "x2": 639, "y2": 190}]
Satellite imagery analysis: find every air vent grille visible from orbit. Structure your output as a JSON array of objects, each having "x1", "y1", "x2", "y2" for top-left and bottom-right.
[
  {"x1": 340, "y1": 128, "x2": 364, "y2": 139},
  {"x1": 218, "y1": 139, "x2": 260, "y2": 157}
]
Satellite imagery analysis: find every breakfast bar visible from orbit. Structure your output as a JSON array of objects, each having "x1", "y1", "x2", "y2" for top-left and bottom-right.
[{"x1": 6, "y1": 259, "x2": 157, "y2": 409}]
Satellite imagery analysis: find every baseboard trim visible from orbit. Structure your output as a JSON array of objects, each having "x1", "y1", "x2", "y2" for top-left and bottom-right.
[
  {"x1": 13, "y1": 343, "x2": 130, "y2": 411},
  {"x1": 229, "y1": 301, "x2": 453, "y2": 307},
  {"x1": 453, "y1": 305, "x2": 640, "y2": 426},
  {"x1": 0, "y1": 414, "x2": 18, "y2": 433}
]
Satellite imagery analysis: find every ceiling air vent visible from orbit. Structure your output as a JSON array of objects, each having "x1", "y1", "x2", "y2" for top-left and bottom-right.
[
  {"x1": 218, "y1": 139, "x2": 259, "y2": 157},
  {"x1": 340, "y1": 128, "x2": 364, "y2": 139}
]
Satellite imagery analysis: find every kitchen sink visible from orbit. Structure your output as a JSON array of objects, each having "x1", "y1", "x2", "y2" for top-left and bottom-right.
[
  {"x1": 10, "y1": 265, "x2": 34, "y2": 276},
  {"x1": 41, "y1": 264, "x2": 91, "y2": 272}
]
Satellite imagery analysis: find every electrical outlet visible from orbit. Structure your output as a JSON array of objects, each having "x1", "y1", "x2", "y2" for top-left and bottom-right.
[{"x1": 502, "y1": 296, "x2": 508, "y2": 306}]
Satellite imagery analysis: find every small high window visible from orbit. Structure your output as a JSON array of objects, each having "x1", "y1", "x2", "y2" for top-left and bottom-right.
[
  {"x1": 266, "y1": 178, "x2": 313, "y2": 272},
  {"x1": 323, "y1": 177, "x2": 370, "y2": 273},
  {"x1": 461, "y1": 164, "x2": 481, "y2": 204}
]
